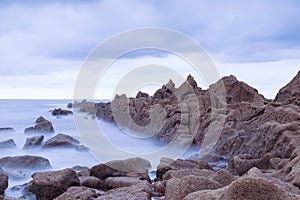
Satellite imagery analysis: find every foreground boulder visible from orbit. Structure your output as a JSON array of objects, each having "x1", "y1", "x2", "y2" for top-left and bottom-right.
[
  {"x1": 0, "y1": 155, "x2": 51, "y2": 169},
  {"x1": 97, "y1": 180, "x2": 151, "y2": 200},
  {"x1": 0, "y1": 168, "x2": 8, "y2": 195},
  {"x1": 29, "y1": 168, "x2": 80, "y2": 200},
  {"x1": 43, "y1": 133, "x2": 80, "y2": 148},
  {"x1": 25, "y1": 116, "x2": 54, "y2": 133},
  {"x1": 0, "y1": 139, "x2": 16, "y2": 149},
  {"x1": 52, "y1": 108, "x2": 73, "y2": 116},
  {"x1": 23, "y1": 135, "x2": 44, "y2": 149},
  {"x1": 54, "y1": 186, "x2": 98, "y2": 200}
]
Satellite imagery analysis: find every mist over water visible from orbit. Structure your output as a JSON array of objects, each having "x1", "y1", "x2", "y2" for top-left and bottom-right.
[{"x1": 0, "y1": 99, "x2": 200, "y2": 198}]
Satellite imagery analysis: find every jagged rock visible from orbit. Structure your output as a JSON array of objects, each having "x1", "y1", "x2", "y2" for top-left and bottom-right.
[
  {"x1": 275, "y1": 70, "x2": 300, "y2": 102},
  {"x1": 0, "y1": 155, "x2": 51, "y2": 169},
  {"x1": 43, "y1": 133, "x2": 80, "y2": 148},
  {"x1": 96, "y1": 180, "x2": 151, "y2": 200},
  {"x1": 0, "y1": 168, "x2": 8, "y2": 195},
  {"x1": 22, "y1": 135, "x2": 44, "y2": 149},
  {"x1": 24, "y1": 116, "x2": 54, "y2": 133},
  {"x1": 0, "y1": 127, "x2": 15, "y2": 132},
  {"x1": 29, "y1": 168, "x2": 80, "y2": 200},
  {"x1": 0, "y1": 139, "x2": 16, "y2": 149},
  {"x1": 54, "y1": 186, "x2": 98, "y2": 200},
  {"x1": 136, "y1": 91, "x2": 149, "y2": 98},
  {"x1": 52, "y1": 108, "x2": 73, "y2": 116}
]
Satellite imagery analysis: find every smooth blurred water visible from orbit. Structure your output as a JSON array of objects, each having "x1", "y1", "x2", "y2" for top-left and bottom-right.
[{"x1": 0, "y1": 99, "x2": 201, "y2": 198}]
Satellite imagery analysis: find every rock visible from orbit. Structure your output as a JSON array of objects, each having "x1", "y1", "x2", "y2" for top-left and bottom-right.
[
  {"x1": 0, "y1": 168, "x2": 8, "y2": 195},
  {"x1": 0, "y1": 127, "x2": 15, "y2": 132},
  {"x1": 136, "y1": 91, "x2": 149, "y2": 98},
  {"x1": 0, "y1": 139, "x2": 16, "y2": 149},
  {"x1": 275, "y1": 70, "x2": 300, "y2": 102},
  {"x1": 24, "y1": 116, "x2": 54, "y2": 133},
  {"x1": 0, "y1": 155, "x2": 51, "y2": 169},
  {"x1": 79, "y1": 176, "x2": 104, "y2": 189},
  {"x1": 156, "y1": 158, "x2": 210, "y2": 180},
  {"x1": 72, "y1": 165, "x2": 89, "y2": 172},
  {"x1": 165, "y1": 175, "x2": 222, "y2": 200},
  {"x1": 162, "y1": 169, "x2": 215, "y2": 181},
  {"x1": 90, "y1": 164, "x2": 126, "y2": 180},
  {"x1": 105, "y1": 177, "x2": 142, "y2": 189},
  {"x1": 105, "y1": 157, "x2": 151, "y2": 174},
  {"x1": 52, "y1": 108, "x2": 73, "y2": 116},
  {"x1": 54, "y1": 186, "x2": 98, "y2": 200},
  {"x1": 67, "y1": 103, "x2": 73, "y2": 108},
  {"x1": 212, "y1": 169, "x2": 235, "y2": 187},
  {"x1": 97, "y1": 180, "x2": 151, "y2": 200},
  {"x1": 22, "y1": 135, "x2": 44, "y2": 149},
  {"x1": 43, "y1": 133, "x2": 80, "y2": 148},
  {"x1": 29, "y1": 168, "x2": 80, "y2": 200}
]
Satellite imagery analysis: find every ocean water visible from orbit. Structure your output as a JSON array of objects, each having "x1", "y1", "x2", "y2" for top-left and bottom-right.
[{"x1": 0, "y1": 99, "x2": 200, "y2": 198}]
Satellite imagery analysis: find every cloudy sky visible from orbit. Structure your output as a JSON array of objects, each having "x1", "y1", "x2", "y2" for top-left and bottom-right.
[{"x1": 0, "y1": 0, "x2": 299, "y2": 99}]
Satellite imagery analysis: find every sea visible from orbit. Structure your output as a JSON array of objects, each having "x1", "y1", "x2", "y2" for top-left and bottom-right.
[{"x1": 0, "y1": 99, "x2": 201, "y2": 198}]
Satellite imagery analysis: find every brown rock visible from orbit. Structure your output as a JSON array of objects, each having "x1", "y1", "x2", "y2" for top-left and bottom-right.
[
  {"x1": 52, "y1": 108, "x2": 73, "y2": 116},
  {"x1": 0, "y1": 155, "x2": 51, "y2": 169},
  {"x1": 0, "y1": 168, "x2": 8, "y2": 195},
  {"x1": 79, "y1": 176, "x2": 104, "y2": 189},
  {"x1": 54, "y1": 186, "x2": 97, "y2": 200},
  {"x1": 22, "y1": 135, "x2": 44, "y2": 149},
  {"x1": 29, "y1": 168, "x2": 80, "y2": 200},
  {"x1": 275, "y1": 70, "x2": 300, "y2": 102},
  {"x1": 43, "y1": 133, "x2": 80, "y2": 148},
  {"x1": 24, "y1": 116, "x2": 54, "y2": 133},
  {"x1": 105, "y1": 177, "x2": 141, "y2": 189}
]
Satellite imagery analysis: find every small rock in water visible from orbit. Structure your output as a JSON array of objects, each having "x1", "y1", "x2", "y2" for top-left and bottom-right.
[
  {"x1": 52, "y1": 108, "x2": 73, "y2": 116},
  {"x1": 43, "y1": 133, "x2": 80, "y2": 148},
  {"x1": 0, "y1": 139, "x2": 17, "y2": 149},
  {"x1": 0, "y1": 155, "x2": 51, "y2": 170},
  {"x1": 0, "y1": 127, "x2": 15, "y2": 133},
  {"x1": 22, "y1": 135, "x2": 44, "y2": 149},
  {"x1": 24, "y1": 116, "x2": 54, "y2": 133}
]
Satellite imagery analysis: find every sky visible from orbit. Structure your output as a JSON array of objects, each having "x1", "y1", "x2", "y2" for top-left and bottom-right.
[{"x1": 0, "y1": 0, "x2": 299, "y2": 99}]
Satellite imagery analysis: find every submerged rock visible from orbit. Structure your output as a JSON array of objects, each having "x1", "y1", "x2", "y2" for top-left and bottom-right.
[
  {"x1": 24, "y1": 116, "x2": 54, "y2": 133},
  {"x1": 29, "y1": 168, "x2": 80, "y2": 200},
  {"x1": 0, "y1": 127, "x2": 15, "y2": 132},
  {"x1": 0, "y1": 139, "x2": 16, "y2": 149},
  {"x1": 52, "y1": 108, "x2": 73, "y2": 116},
  {"x1": 0, "y1": 155, "x2": 51, "y2": 170}
]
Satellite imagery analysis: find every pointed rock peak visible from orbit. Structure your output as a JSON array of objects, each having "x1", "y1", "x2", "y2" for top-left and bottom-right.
[
  {"x1": 165, "y1": 79, "x2": 175, "y2": 90},
  {"x1": 275, "y1": 70, "x2": 300, "y2": 102},
  {"x1": 186, "y1": 74, "x2": 198, "y2": 88},
  {"x1": 221, "y1": 74, "x2": 238, "y2": 83}
]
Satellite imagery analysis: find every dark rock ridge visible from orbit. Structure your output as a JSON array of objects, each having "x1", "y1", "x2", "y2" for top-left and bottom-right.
[
  {"x1": 24, "y1": 116, "x2": 55, "y2": 133},
  {"x1": 52, "y1": 108, "x2": 73, "y2": 116}
]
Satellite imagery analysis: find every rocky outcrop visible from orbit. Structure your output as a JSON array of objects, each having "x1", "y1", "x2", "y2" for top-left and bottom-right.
[
  {"x1": 275, "y1": 70, "x2": 300, "y2": 103},
  {"x1": 0, "y1": 168, "x2": 8, "y2": 195},
  {"x1": 52, "y1": 108, "x2": 73, "y2": 116},
  {"x1": 22, "y1": 135, "x2": 44, "y2": 149},
  {"x1": 0, "y1": 139, "x2": 16, "y2": 149},
  {"x1": 29, "y1": 168, "x2": 80, "y2": 200},
  {"x1": 24, "y1": 116, "x2": 54, "y2": 133},
  {"x1": 43, "y1": 133, "x2": 80, "y2": 149}
]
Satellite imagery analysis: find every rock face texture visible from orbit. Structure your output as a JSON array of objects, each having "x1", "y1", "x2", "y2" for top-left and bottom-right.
[
  {"x1": 23, "y1": 135, "x2": 44, "y2": 149},
  {"x1": 24, "y1": 116, "x2": 55, "y2": 133},
  {"x1": 29, "y1": 168, "x2": 80, "y2": 200},
  {"x1": 43, "y1": 133, "x2": 80, "y2": 148},
  {"x1": 0, "y1": 155, "x2": 51, "y2": 170},
  {"x1": 0, "y1": 168, "x2": 8, "y2": 195},
  {"x1": 73, "y1": 71, "x2": 300, "y2": 199}
]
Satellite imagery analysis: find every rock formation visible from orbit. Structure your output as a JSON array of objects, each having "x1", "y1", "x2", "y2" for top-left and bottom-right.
[{"x1": 24, "y1": 116, "x2": 55, "y2": 133}]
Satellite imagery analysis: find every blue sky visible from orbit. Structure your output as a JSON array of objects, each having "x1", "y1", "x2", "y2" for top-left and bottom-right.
[{"x1": 0, "y1": 0, "x2": 299, "y2": 99}]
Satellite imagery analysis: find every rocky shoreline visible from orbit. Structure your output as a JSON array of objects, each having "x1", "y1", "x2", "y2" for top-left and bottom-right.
[{"x1": 0, "y1": 71, "x2": 299, "y2": 199}]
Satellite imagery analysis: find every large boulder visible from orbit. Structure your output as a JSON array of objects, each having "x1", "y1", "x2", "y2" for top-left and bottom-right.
[
  {"x1": 29, "y1": 168, "x2": 80, "y2": 200},
  {"x1": 0, "y1": 168, "x2": 8, "y2": 195},
  {"x1": 0, "y1": 139, "x2": 16, "y2": 149},
  {"x1": 22, "y1": 135, "x2": 44, "y2": 149},
  {"x1": 25, "y1": 116, "x2": 54, "y2": 133},
  {"x1": 97, "y1": 180, "x2": 151, "y2": 200},
  {"x1": 0, "y1": 155, "x2": 51, "y2": 169},
  {"x1": 54, "y1": 186, "x2": 98, "y2": 200},
  {"x1": 105, "y1": 177, "x2": 142, "y2": 189},
  {"x1": 43, "y1": 133, "x2": 80, "y2": 148}
]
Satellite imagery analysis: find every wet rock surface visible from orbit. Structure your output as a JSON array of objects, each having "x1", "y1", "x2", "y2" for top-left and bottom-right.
[
  {"x1": 43, "y1": 133, "x2": 80, "y2": 149},
  {"x1": 0, "y1": 155, "x2": 51, "y2": 170},
  {"x1": 22, "y1": 135, "x2": 44, "y2": 149},
  {"x1": 0, "y1": 139, "x2": 16, "y2": 149},
  {"x1": 52, "y1": 108, "x2": 73, "y2": 116},
  {"x1": 24, "y1": 116, "x2": 54, "y2": 133}
]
